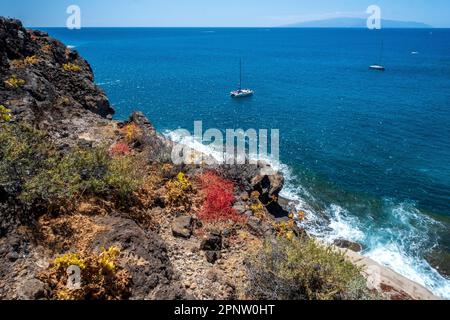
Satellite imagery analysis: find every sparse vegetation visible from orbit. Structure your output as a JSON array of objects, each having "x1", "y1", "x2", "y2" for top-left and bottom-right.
[
  {"x1": 0, "y1": 123, "x2": 52, "y2": 190},
  {"x1": 0, "y1": 124, "x2": 144, "y2": 213},
  {"x1": 63, "y1": 62, "x2": 82, "y2": 72},
  {"x1": 10, "y1": 55, "x2": 39, "y2": 69},
  {"x1": 41, "y1": 44, "x2": 52, "y2": 54},
  {"x1": 246, "y1": 237, "x2": 375, "y2": 300},
  {"x1": 53, "y1": 253, "x2": 86, "y2": 270},
  {"x1": 0, "y1": 105, "x2": 12, "y2": 122},
  {"x1": 58, "y1": 96, "x2": 71, "y2": 106},
  {"x1": 104, "y1": 155, "x2": 144, "y2": 201},
  {"x1": 274, "y1": 220, "x2": 297, "y2": 240},
  {"x1": 165, "y1": 172, "x2": 193, "y2": 209},
  {"x1": 4, "y1": 75, "x2": 26, "y2": 88},
  {"x1": 21, "y1": 146, "x2": 143, "y2": 209},
  {"x1": 42, "y1": 247, "x2": 130, "y2": 300},
  {"x1": 24, "y1": 55, "x2": 39, "y2": 65}
]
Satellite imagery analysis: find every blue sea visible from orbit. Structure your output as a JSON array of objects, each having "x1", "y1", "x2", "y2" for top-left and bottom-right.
[{"x1": 43, "y1": 27, "x2": 450, "y2": 298}]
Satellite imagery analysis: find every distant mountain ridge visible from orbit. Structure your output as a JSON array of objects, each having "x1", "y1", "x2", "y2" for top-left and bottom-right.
[{"x1": 281, "y1": 17, "x2": 432, "y2": 29}]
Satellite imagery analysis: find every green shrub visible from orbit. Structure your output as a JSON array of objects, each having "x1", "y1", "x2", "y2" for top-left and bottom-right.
[
  {"x1": 21, "y1": 146, "x2": 142, "y2": 208},
  {"x1": 1, "y1": 123, "x2": 144, "y2": 211},
  {"x1": 246, "y1": 237, "x2": 376, "y2": 300},
  {"x1": 21, "y1": 147, "x2": 109, "y2": 207},
  {"x1": 0, "y1": 123, "x2": 52, "y2": 190},
  {"x1": 104, "y1": 155, "x2": 143, "y2": 200}
]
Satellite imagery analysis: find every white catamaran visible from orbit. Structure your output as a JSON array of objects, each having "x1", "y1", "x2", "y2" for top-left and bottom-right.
[
  {"x1": 231, "y1": 59, "x2": 254, "y2": 98},
  {"x1": 370, "y1": 41, "x2": 386, "y2": 71}
]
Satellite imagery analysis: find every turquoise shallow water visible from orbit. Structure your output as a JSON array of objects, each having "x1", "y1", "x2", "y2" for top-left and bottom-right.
[{"x1": 43, "y1": 27, "x2": 450, "y2": 297}]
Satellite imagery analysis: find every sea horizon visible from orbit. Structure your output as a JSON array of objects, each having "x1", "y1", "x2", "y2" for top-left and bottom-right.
[{"x1": 31, "y1": 26, "x2": 447, "y2": 29}]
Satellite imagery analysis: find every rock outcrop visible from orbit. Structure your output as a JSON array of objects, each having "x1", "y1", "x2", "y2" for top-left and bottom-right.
[
  {"x1": 172, "y1": 216, "x2": 194, "y2": 239},
  {"x1": 0, "y1": 18, "x2": 114, "y2": 146}
]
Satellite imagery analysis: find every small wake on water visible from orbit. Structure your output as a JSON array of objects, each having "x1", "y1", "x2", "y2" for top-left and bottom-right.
[{"x1": 163, "y1": 131, "x2": 450, "y2": 299}]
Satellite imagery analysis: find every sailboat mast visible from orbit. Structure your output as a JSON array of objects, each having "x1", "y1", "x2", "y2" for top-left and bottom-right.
[
  {"x1": 239, "y1": 59, "x2": 242, "y2": 90},
  {"x1": 379, "y1": 41, "x2": 384, "y2": 64}
]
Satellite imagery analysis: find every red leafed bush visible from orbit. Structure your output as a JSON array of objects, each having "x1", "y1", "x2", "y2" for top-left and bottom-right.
[
  {"x1": 198, "y1": 171, "x2": 243, "y2": 223},
  {"x1": 109, "y1": 142, "x2": 131, "y2": 156}
]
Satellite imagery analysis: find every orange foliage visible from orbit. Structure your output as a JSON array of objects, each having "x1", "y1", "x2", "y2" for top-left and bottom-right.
[
  {"x1": 109, "y1": 142, "x2": 131, "y2": 156},
  {"x1": 122, "y1": 124, "x2": 140, "y2": 143}
]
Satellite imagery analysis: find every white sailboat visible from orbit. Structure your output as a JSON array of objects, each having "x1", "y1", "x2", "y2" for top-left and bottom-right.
[
  {"x1": 370, "y1": 41, "x2": 386, "y2": 71},
  {"x1": 231, "y1": 59, "x2": 254, "y2": 98}
]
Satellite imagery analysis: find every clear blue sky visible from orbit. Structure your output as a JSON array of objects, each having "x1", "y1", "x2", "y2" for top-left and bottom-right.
[{"x1": 2, "y1": 0, "x2": 449, "y2": 27}]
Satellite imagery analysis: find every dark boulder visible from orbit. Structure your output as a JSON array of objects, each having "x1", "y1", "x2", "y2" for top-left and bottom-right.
[
  {"x1": 333, "y1": 239, "x2": 364, "y2": 252},
  {"x1": 425, "y1": 250, "x2": 450, "y2": 278},
  {"x1": 200, "y1": 232, "x2": 222, "y2": 252},
  {"x1": 251, "y1": 170, "x2": 285, "y2": 205}
]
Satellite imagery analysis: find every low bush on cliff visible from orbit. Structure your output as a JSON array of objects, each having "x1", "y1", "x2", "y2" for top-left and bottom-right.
[
  {"x1": 63, "y1": 62, "x2": 82, "y2": 72},
  {"x1": 0, "y1": 105, "x2": 12, "y2": 122},
  {"x1": 21, "y1": 147, "x2": 110, "y2": 207},
  {"x1": 246, "y1": 237, "x2": 374, "y2": 300},
  {"x1": 165, "y1": 172, "x2": 193, "y2": 210},
  {"x1": 11, "y1": 55, "x2": 39, "y2": 69},
  {"x1": 1, "y1": 123, "x2": 144, "y2": 212},
  {"x1": 41, "y1": 44, "x2": 52, "y2": 54},
  {"x1": 21, "y1": 146, "x2": 143, "y2": 209},
  {"x1": 122, "y1": 123, "x2": 141, "y2": 144},
  {"x1": 4, "y1": 74, "x2": 26, "y2": 88},
  {"x1": 198, "y1": 171, "x2": 243, "y2": 223},
  {"x1": 0, "y1": 123, "x2": 52, "y2": 190},
  {"x1": 41, "y1": 246, "x2": 131, "y2": 300}
]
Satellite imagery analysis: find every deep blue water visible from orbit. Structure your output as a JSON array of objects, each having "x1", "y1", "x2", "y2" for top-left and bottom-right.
[{"x1": 43, "y1": 27, "x2": 450, "y2": 298}]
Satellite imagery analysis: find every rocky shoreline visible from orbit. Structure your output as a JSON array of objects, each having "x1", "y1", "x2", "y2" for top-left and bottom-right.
[{"x1": 0, "y1": 17, "x2": 440, "y2": 300}]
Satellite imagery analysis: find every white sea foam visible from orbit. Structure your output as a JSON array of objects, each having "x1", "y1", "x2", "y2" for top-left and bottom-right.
[
  {"x1": 366, "y1": 244, "x2": 450, "y2": 299},
  {"x1": 163, "y1": 131, "x2": 450, "y2": 299},
  {"x1": 323, "y1": 204, "x2": 365, "y2": 242}
]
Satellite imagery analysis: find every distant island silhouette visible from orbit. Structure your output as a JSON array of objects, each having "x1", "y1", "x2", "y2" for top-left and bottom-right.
[{"x1": 281, "y1": 17, "x2": 432, "y2": 28}]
